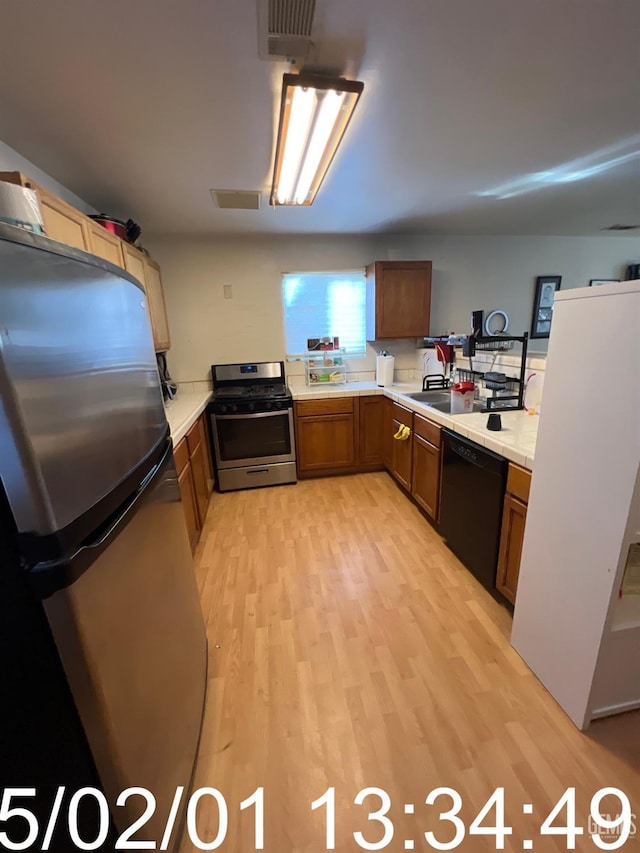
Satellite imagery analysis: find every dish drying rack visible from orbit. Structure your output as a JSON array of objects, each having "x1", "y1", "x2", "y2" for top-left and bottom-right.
[{"x1": 422, "y1": 332, "x2": 529, "y2": 410}]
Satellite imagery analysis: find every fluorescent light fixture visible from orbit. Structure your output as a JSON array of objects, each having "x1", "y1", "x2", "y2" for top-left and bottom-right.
[{"x1": 271, "y1": 73, "x2": 364, "y2": 206}]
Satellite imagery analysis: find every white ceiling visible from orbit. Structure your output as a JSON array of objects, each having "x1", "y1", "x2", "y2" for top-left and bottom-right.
[{"x1": 0, "y1": 0, "x2": 639, "y2": 237}]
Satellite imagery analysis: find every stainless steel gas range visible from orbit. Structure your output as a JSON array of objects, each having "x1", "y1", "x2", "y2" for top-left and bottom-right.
[{"x1": 207, "y1": 361, "x2": 297, "y2": 492}]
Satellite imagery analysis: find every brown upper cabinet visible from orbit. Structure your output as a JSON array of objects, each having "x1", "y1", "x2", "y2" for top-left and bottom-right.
[
  {"x1": 366, "y1": 260, "x2": 432, "y2": 339},
  {"x1": 122, "y1": 241, "x2": 146, "y2": 286},
  {"x1": 0, "y1": 172, "x2": 90, "y2": 251},
  {"x1": 88, "y1": 219, "x2": 124, "y2": 267},
  {"x1": 143, "y1": 257, "x2": 171, "y2": 352},
  {"x1": 0, "y1": 170, "x2": 172, "y2": 353},
  {"x1": 39, "y1": 187, "x2": 92, "y2": 252},
  {"x1": 122, "y1": 244, "x2": 170, "y2": 352}
]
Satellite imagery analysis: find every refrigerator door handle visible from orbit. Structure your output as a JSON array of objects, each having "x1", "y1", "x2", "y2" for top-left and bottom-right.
[{"x1": 30, "y1": 441, "x2": 174, "y2": 599}]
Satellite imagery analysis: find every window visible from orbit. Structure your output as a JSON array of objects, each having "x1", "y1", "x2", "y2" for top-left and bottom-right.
[{"x1": 282, "y1": 271, "x2": 366, "y2": 357}]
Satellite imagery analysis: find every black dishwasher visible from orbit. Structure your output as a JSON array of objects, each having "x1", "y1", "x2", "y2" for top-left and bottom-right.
[{"x1": 439, "y1": 429, "x2": 508, "y2": 592}]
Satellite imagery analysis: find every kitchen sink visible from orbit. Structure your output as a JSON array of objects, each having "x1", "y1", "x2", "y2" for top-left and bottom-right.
[
  {"x1": 425, "y1": 400, "x2": 485, "y2": 414},
  {"x1": 405, "y1": 390, "x2": 485, "y2": 415},
  {"x1": 405, "y1": 391, "x2": 451, "y2": 404}
]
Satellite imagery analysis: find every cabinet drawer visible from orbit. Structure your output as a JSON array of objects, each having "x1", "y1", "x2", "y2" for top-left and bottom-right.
[
  {"x1": 507, "y1": 463, "x2": 532, "y2": 504},
  {"x1": 173, "y1": 437, "x2": 190, "y2": 475},
  {"x1": 296, "y1": 397, "x2": 354, "y2": 417},
  {"x1": 413, "y1": 412, "x2": 440, "y2": 447},
  {"x1": 391, "y1": 401, "x2": 413, "y2": 426},
  {"x1": 186, "y1": 418, "x2": 203, "y2": 456}
]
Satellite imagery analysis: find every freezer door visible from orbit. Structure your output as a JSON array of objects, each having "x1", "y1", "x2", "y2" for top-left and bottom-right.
[
  {"x1": 42, "y1": 445, "x2": 207, "y2": 849},
  {"x1": 0, "y1": 225, "x2": 167, "y2": 540}
]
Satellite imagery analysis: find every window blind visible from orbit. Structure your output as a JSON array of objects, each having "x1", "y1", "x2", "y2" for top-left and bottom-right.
[{"x1": 282, "y1": 271, "x2": 366, "y2": 356}]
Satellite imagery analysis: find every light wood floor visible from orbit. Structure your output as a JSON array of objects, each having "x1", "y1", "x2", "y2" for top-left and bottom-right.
[{"x1": 181, "y1": 473, "x2": 640, "y2": 852}]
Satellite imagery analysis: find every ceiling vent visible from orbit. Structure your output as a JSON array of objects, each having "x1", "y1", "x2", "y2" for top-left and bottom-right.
[
  {"x1": 602, "y1": 224, "x2": 640, "y2": 231},
  {"x1": 258, "y1": 0, "x2": 316, "y2": 60},
  {"x1": 210, "y1": 190, "x2": 262, "y2": 210}
]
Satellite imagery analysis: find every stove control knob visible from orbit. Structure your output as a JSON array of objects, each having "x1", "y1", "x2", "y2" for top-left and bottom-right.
[
  {"x1": 265, "y1": 401, "x2": 272, "y2": 411},
  {"x1": 231, "y1": 404, "x2": 238, "y2": 413},
  {"x1": 248, "y1": 403, "x2": 255, "y2": 412},
  {"x1": 275, "y1": 401, "x2": 282, "y2": 410},
  {"x1": 219, "y1": 405, "x2": 227, "y2": 414}
]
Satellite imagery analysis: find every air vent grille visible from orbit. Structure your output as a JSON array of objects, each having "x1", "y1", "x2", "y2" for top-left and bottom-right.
[
  {"x1": 210, "y1": 190, "x2": 262, "y2": 210},
  {"x1": 259, "y1": 0, "x2": 316, "y2": 59},
  {"x1": 268, "y1": 0, "x2": 315, "y2": 36}
]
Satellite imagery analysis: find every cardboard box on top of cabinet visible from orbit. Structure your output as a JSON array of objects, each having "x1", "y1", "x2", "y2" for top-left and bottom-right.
[{"x1": 0, "y1": 182, "x2": 44, "y2": 234}]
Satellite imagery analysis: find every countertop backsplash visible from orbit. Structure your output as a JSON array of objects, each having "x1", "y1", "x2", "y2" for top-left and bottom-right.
[
  {"x1": 169, "y1": 346, "x2": 546, "y2": 403},
  {"x1": 174, "y1": 379, "x2": 213, "y2": 394},
  {"x1": 286, "y1": 338, "x2": 423, "y2": 387}
]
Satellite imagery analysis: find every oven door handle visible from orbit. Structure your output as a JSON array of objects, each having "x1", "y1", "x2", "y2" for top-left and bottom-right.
[{"x1": 213, "y1": 410, "x2": 290, "y2": 420}]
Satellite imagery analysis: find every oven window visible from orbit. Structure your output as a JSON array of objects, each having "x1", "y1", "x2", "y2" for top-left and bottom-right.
[{"x1": 216, "y1": 413, "x2": 292, "y2": 462}]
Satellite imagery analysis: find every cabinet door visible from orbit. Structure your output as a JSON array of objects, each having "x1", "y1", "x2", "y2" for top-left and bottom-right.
[
  {"x1": 296, "y1": 414, "x2": 356, "y2": 473},
  {"x1": 143, "y1": 257, "x2": 171, "y2": 352},
  {"x1": 359, "y1": 396, "x2": 384, "y2": 468},
  {"x1": 391, "y1": 417, "x2": 413, "y2": 491},
  {"x1": 197, "y1": 414, "x2": 215, "y2": 492},
  {"x1": 122, "y1": 243, "x2": 147, "y2": 288},
  {"x1": 383, "y1": 397, "x2": 395, "y2": 469},
  {"x1": 367, "y1": 261, "x2": 432, "y2": 339},
  {"x1": 88, "y1": 222, "x2": 124, "y2": 267},
  {"x1": 496, "y1": 493, "x2": 528, "y2": 605},
  {"x1": 37, "y1": 188, "x2": 91, "y2": 251},
  {"x1": 190, "y1": 441, "x2": 210, "y2": 529},
  {"x1": 178, "y1": 461, "x2": 200, "y2": 553},
  {"x1": 411, "y1": 434, "x2": 440, "y2": 520}
]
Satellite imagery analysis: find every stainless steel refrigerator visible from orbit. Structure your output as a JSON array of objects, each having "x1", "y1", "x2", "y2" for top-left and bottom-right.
[{"x1": 0, "y1": 223, "x2": 207, "y2": 850}]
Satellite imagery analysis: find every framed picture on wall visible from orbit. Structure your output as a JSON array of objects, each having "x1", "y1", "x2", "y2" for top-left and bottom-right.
[
  {"x1": 589, "y1": 279, "x2": 620, "y2": 287},
  {"x1": 531, "y1": 275, "x2": 561, "y2": 339}
]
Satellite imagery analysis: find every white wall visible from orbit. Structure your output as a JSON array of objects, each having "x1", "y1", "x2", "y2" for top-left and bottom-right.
[
  {"x1": 388, "y1": 235, "x2": 640, "y2": 354},
  {"x1": 147, "y1": 232, "x2": 640, "y2": 383},
  {"x1": 0, "y1": 139, "x2": 96, "y2": 215},
  {"x1": 147, "y1": 234, "x2": 427, "y2": 383}
]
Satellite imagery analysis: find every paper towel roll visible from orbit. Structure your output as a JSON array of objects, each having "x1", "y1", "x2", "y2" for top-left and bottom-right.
[
  {"x1": 376, "y1": 355, "x2": 395, "y2": 387},
  {"x1": 0, "y1": 182, "x2": 45, "y2": 234}
]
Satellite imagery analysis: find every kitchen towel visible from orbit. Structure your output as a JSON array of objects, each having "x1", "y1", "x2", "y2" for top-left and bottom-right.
[{"x1": 376, "y1": 355, "x2": 395, "y2": 387}]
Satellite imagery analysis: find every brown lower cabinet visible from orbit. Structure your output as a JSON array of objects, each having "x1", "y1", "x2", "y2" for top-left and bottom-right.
[
  {"x1": 383, "y1": 396, "x2": 395, "y2": 468},
  {"x1": 295, "y1": 396, "x2": 386, "y2": 477},
  {"x1": 174, "y1": 413, "x2": 213, "y2": 552},
  {"x1": 410, "y1": 414, "x2": 441, "y2": 521},
  {"x1": 496, "y1": 463, "x2": 532, "y2": 604},
  {"x1": 295, "y1": 398, "x2": 356, "y2": 474},
  {"x1": 384, "y1": 405, "x2": 442, "y2": 521},
  {"x1": 358, "y1": 395, "x2": 385, "y2": 469},
  {"x1": 391, "y1": 417, "x2": 413, "y2": 490},
  {"x1": 387, "y1": 402, "x2": 414, "y2": 490}
]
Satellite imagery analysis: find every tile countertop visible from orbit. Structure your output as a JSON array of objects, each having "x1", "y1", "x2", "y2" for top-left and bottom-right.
[
  {"x1": 291, "y1": 381, "x2": 538, "y2": 470},
  {"x1": 164, "y1": 390, "x2": 212, "y2": 445}
]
